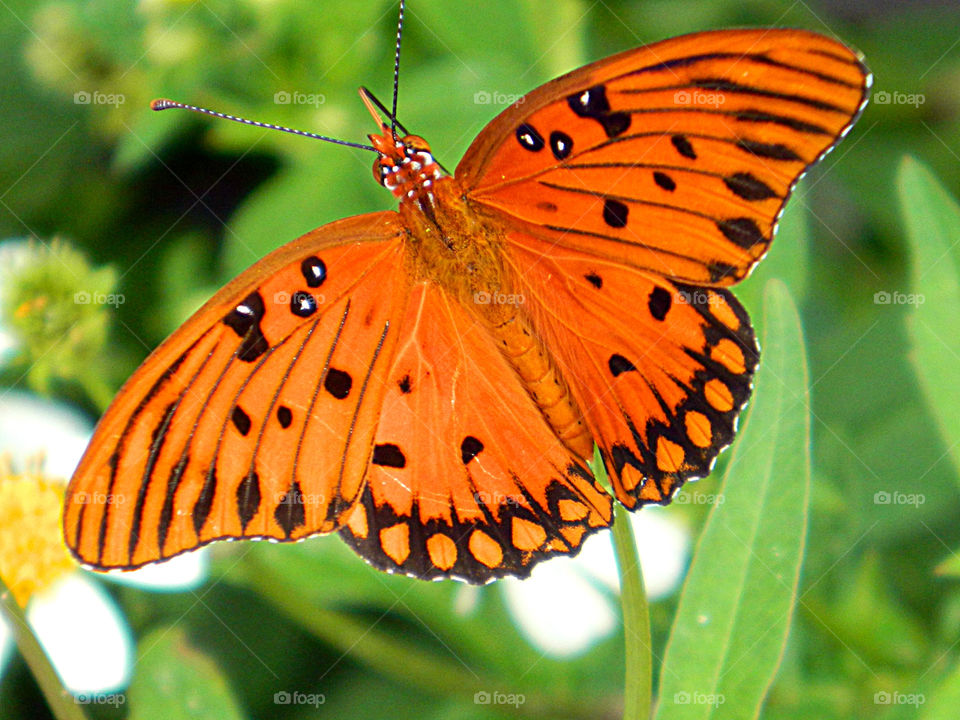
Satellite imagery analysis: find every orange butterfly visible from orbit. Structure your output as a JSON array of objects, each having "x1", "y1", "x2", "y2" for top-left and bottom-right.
[{"x1": 64, "y1": 10, "x2": 869, "y2": 583}]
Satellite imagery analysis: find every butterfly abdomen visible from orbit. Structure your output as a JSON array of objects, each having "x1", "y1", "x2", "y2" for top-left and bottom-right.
[{"x1": 486, "y1": 306, "x2": 595, "y2": 461}]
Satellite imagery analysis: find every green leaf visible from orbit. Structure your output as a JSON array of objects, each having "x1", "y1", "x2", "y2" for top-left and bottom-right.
[
  {"x1": 920, "y1": 658, "x2": 960, "y2": 720},
  {"x1": 128, "y1": 627, "x2": 246, "y2": 720},
  {"x1": 655, "y1": 280, "x2": 811, "y2": 720},
  {"x1": 899, "y1": 155, "x2": 960, "y2": 479}
]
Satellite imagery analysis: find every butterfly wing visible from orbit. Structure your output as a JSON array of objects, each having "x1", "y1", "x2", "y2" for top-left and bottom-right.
[
  {"x1": 505, "y1": 232, "x2": 757, "y2": 508},
  {"x1": 65, "y1": 212, "x2": 411, "y2": 569},
  {"x1": 339, "y1": 282, "x2": 613, "y2": 583},
  {"x1": 458, "y1": 29, "x2": 870, "y2": 285}
]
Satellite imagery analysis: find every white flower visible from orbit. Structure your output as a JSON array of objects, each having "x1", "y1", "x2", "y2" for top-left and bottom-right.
[
  {"x1": 501, "y1": 507, "x2": 690, "y2": 657},
  {"x1": 0, "y1": 239, "x2": 31, "y2": 364},
  {"x1": 0, "y1": 390, "x2": 207, "y2": 695}
]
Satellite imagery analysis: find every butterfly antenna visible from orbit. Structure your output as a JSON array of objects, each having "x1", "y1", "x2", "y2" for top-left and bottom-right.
[
  {"x1": 390, "y1": 0, "x2": 405, "y2": 139},
  {"x1": 150, "y1": 99, "x2": 378, "y2": 153},
  {"x1": 360, "y1": 86, "x2": 412, "y2": 137}
]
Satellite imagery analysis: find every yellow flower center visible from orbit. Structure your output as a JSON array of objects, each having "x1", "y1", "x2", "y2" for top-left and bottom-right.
[{"x1": 0, "y1": 460, "x2": 75, "y2": 607}]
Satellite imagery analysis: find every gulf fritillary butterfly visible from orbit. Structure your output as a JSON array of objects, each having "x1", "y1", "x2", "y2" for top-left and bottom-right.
[{"x1": 63, "y1": 7, "x2": 869, "y2": 584}]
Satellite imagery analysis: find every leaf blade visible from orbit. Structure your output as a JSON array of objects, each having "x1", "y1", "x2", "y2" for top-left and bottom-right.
[{"x1": 655, "y1": 280, "x2": 811, "y2": 719}]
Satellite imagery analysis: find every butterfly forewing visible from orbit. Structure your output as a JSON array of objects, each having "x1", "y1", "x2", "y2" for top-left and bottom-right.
[
  {"x1": 459, "y1": 29, "x2": 869, "y2": 285},
  {"x1": 65, "y1": 212, "x2": 409, "y2": 569}
]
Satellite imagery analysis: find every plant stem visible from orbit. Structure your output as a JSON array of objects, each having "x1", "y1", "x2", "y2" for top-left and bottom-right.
[
  {"x1": 0, "y1": 579, "x2": 89, "y2": 720},
  {"x1": 611, "y1": 504, "x2": 652, "y2": 719}
]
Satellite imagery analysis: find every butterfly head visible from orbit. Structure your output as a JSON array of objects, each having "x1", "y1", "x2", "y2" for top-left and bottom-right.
[{"x1": 370, "y1": 132, "x2": 444, "y2": 199}]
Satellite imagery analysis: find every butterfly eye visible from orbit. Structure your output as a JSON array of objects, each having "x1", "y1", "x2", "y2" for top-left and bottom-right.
[
  {"x1": 372, "y1": 158, "x2": 389, "y2": 184},
  {"x1": 402, "y1": 135, "x2": 431, "y2": 155}
]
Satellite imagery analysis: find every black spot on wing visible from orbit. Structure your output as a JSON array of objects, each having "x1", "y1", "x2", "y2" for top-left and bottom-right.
[
  {"x1": 231, "y1": 406, "x2": 251, "y2": 436},
  {"x1": 372, "y1": 443, "x2": 406, "y2": 469},
  {"x1": 648, "y1": 286, "x2": 672, "y2": 321},
  {"x1": 585, "y1": 273, "x2": 603, "y2": 289},
  {"x1": 223, "y1": 291, "x2": 268, "y2": 363},
  {"x1": 671, "y1": 134, "x2": 697, "y2": 159},
  {"x1": 717, "y1": 218, "x2": 766, "y2": 249},
  {"x1": 277, "y1": 405, "x2": 292, "y2": 428},
  {"x1": 724, "y1": 172, "x2": 778, "y2": 201},
  {"x1": 398, "y1": 374, "x2": 412, "y2": 394},
  {"x1": 550, "y1": 130, "x2": 573, "y2": 160},
  {"x1": 193, "y1": 467, "x2": 216, "y2": 536},
  {"x1": 654, "y1": 171, "x2": 676, "y2": 191},
  {"x1": 324, "y1": 368, "x2": 353, "y2": 399},
  {"x1": 609, "y1": 353, "x2": 638, "y2": 377},
  {"x1": 290, "y1": 291, "x2": 318, "y2": 318},
  {"x1": 301, "y1": 256, "x2": 326, "y2": 288},
  {"x1": 603, "y1": 199, "x2": 629, "y2": 228},
  {"x1": 236, "y1": 470, "x2": 261, "y2": 530},
  {"x1": 517, "y1": 123, "x2": 545, "y2": 152},
  {"x1": 460, "y1": 436, "x2": 484, "y2": 464},
  {"x1": 567, "y1": 84, "x2": 631, "y2": 138},
  {"x1": 737, "y1": 139, "x2": 802, "y2": 162},
  {"x1": 274, "y1": 481, "x2": 306, "y2": 537}
]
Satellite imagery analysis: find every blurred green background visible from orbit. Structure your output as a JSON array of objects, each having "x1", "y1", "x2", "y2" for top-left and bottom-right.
[{"x1": 2, "y1": 0, "x2": 960, "y2": 718}]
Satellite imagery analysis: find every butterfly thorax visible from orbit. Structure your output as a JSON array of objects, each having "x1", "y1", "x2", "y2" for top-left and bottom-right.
[{"x1": 397, "y1": 174, "x2": 595, "y2": 460}]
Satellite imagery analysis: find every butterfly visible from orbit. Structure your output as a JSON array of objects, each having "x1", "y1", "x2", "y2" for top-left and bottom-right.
[{"x1": 63, "y1": 10, "x2": 870, "y2": 584}]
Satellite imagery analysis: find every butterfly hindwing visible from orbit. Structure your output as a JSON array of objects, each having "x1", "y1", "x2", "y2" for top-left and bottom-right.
[
  {"x1": 65, "y1": 212, "x2": 410, "y2": 569},
  {"x1": 339, "y1": 282, "x2": 613, "y2": 582},
  {"x1": 506, "y1": 231, "x2": 758, "y2": 508},
  {"x1": 459, "y1": 29, "x2": 869, "y2": 285}
]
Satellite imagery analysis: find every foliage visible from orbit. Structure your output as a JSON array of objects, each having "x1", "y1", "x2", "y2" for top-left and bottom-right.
[{"x1": 2, "y1": 0, "x2": 960, "y2": 718}]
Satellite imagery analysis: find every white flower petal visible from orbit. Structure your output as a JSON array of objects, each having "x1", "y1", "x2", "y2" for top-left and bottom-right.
[
  {"x1": 550, "y1": 508, "x2": 690, "y2": 600},
  {"x1": 99, "y1": 549, "x2": 209, "y2": 591},
  {"x1": 0, "y1": 239, "x2": 32, "y2": 361},
  {"x1": 0, "y1": 329, "x2": 15, "y2": 363},
  {"x1": 0, "y1": 614, "x2": 11, "y2": 677},
  {"x1": 631, "y1": 508, "x2": 690, "y2": 599},
  {"x1": 501, "y1": 508, "x2": 690, "y2": 657},
  {"x1": 26, "y1": 573, "x2": 133, "y2": 694},
  {"x1": 0, "y1": 390, "x2": 92, "y2": 479},
  {"x1": 501, "y1": 556, "x2": 617, "y2": 657}
]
